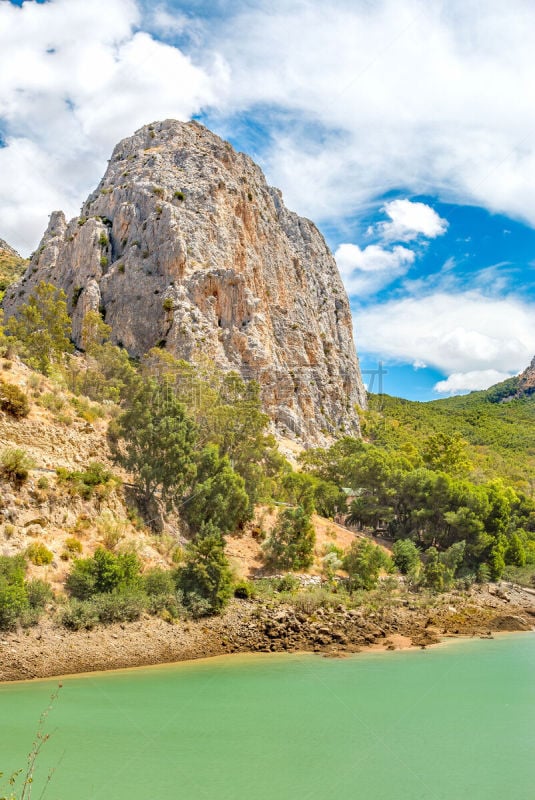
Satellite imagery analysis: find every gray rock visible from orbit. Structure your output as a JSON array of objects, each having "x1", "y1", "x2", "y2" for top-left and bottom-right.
[{"x1": 4, "y1": 120, "x2": 366, "y2": 443}]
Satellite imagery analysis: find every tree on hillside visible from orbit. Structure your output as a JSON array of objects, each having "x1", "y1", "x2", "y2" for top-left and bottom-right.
[
  {"x1": 422, "y1": 432, "x2": 472, "y2": 476},
  {"x1": 174, "y1": 525, "x2": 233, "y2": 615},
  {"x1": 343, "y1": 538, "x2": 392, "y2": 590},
  {"x1": 7, "y1": 281, "x2": 73, "y2": 373},
  {"x1": 392, "y1": 539, "x2": 420, "y2": 575},
  {"x1": 263, "y1": 506, "x2": 316, "y2": 570},
  {"x1": 109, "y1": 377, "x2": 197, "y2": 508},
  {"x1": 81, "y1": 309, "x2": 112, "y2": 353},
  {"x1": 182, "y1": 444, "x2": 250, "y2": 535},
  {"x1": 71, "y1": 310, "x2": 136, "y2": 401}
]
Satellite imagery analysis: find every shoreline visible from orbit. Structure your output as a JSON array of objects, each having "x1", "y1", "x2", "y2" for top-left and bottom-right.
[
  {"x1": 2, "y1": 631, "x2": 531, "y2": 687},
  {"x1": 1, "y1": 583, "x2": 534, "y2": 683}
]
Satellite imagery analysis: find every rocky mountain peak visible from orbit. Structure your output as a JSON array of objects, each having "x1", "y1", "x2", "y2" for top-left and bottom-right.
[{"x1": 3, "y1": 119, "x2": 366, "y2": 443}]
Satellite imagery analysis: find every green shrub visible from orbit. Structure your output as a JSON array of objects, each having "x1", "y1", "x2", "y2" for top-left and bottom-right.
[
  {"x1": 144, "y1": 567, "x2": 175, "y2": 597},
  {"x1": 6, "y1": 281, "x2": 73, "y2": 374},
  {"x1": 56, "y1": 462, "x2": 116, "y2": 499},
  {"x1": 100, "y1": 256, "x2": 108, "y2": 268},
  {"x1": 26, "y1": 542, "x2": 54, "y2": 566},
  {"x1": 146, "y1": 591, "x2": 183, "y2": 619},
  {"x1": 173, "y1": 191, "x2": 185, "y2": 201},
  {"x1": 233, "y1": 579, "x2": 255, "y2": 599},
  {"x1": 343, "y1": 539, "x2": 393, "y2": 591},
  {"x1": 66, "y1": 548, "x2": 141, "y2": 599},
  {"x1": 1, "y1": 447, "x2": 34, "y2": 487},
  {"x1": 26, "y1": 578, "x2": 53, "y2": 608},
  {"x1": 98, "y1": 232, "x2": 109, "y2": 247},
  {"x1": 162, "y1": 297, "x2": 174, "y2": 312},
  {"x1": 37, "y1": 475, "x2": 49, "y2": 490},
  {"x1": 276, "y1": 574, "x2": 300, "y2": 593},
  {"x1": 0, "y1": 555, "x2": 50, "y2": 629},
  {"x1": 61, "y1": 536, "x2": 82, "y2": 560},
  {"x1": 0, "y1": 579, "x2": 29, "y2": 629},
  {"x1": 183, "y1": 592, "x2": 212, "y2": 619},
  {"x1": 0, "y1": 379, "x2": 30, "y2": 418}
]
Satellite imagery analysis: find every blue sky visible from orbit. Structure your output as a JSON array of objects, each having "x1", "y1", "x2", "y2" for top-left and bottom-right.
[{"x1": 2, "y1": 0, "x2": 535, "y2": 400}]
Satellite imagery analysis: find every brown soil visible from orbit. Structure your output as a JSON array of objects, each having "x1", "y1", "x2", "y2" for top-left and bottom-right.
[{"x1": 1, "y1": 582, "x2": 533, "y2": 682}]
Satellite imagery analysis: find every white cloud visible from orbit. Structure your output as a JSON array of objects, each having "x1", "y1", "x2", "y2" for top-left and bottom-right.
[
  {"x1": 434, "y1": 369, "x2": 514, "y2": 395},
  {"x1": 374, "y1": 199, "x2": 448, "y2": 242},
  {"x1": 335, "y1": 242, "x2": 415, "y2": 296},
  {"x1": 0, "y1": 0, "x2": 223, "y2": 254},
  {"x1": 203, "y1": 0, "x2": 535, "y2": 229},
  {"x1": 4, "y1": 0, "x2": 535, "y2": 270},
  {"x1": 355, "y1": 291, "x2": 535, "y2": 383}
]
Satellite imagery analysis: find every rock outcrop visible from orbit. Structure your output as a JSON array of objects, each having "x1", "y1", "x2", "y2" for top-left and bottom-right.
[
  {"x1": 516, "y1": 356, "x2": 535, "y2": 398},
  {"x1": 3, "y1": 120, "x2": 365, "y2": 442}
]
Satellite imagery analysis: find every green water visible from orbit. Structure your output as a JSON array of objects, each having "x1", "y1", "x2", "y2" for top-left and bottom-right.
[{"x1": 1, "y1": 635, "x2": 534, "y2": 800}]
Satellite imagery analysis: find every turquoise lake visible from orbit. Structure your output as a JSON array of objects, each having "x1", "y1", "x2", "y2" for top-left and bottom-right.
[{"x1": 1, "y1": 634, "x2": 534, "y2": 799}]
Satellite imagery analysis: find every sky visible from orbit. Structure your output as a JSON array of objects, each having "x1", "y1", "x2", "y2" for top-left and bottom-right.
[{"x1": 2, "y1": 0, "x2": 535, "y2": 400}]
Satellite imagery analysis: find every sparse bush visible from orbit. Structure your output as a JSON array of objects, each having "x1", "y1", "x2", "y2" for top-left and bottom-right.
[
  {"x1": 3, "y1": 523, "x2": 15, "y2": 539},
  {"x1": 26, "y1": 542, "x2": 53, "y2": 566},
  {"x1": 0, "y1": 379, "x2": 30, "y2": 418},
  {"x1": 96, "y1": 511, "x2": 126, "y2": 550},
  {"x1": 38, "y1": 391, "x2": 64, "y2": 412},
  {"x1": 173, "y1": 191, "x2": 185, "y2": 201},
  {"x1": 60, "y1": 598, "x2": 99, "y2": 630},
  {"x1": 291, "y1": 587, "x2": 339, "y2": 615},
  {"x1": 92, "y1": 591, "x2": 145, "y2": 623},
  {"x1": 61, "y1": 536, "x2": 82, "y2": 560},
  {"x1": 37, "y1": 475, "x2": 49, "y2": 490},
  {"x1": 162, "y1": 297, "x2": 174, "y2": 312},
  {"x1": 70, "y1": 396, "x2": 105, "y2": 423},
  {"x1": 1, "y1": 447, "x2": 34, "y2": 487},
  {"x1": 0, "y1": 555, "x2": 51, "y2": 629}
]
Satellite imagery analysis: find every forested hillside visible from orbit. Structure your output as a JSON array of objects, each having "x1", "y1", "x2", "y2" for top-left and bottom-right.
[{"x1": 364, "y1": 387, "x2": 535, "y2": 491}]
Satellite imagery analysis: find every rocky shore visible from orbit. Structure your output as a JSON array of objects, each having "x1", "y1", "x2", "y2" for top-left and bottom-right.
[{"x1": 1, "y1": 582, "x2": 534, "y2": 682}]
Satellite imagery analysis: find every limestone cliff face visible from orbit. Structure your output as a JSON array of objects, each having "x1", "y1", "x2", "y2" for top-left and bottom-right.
[{"x1": 4, "y1": 120, "x2": 365, "y2": 442}]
